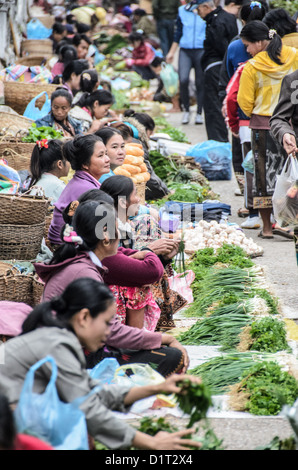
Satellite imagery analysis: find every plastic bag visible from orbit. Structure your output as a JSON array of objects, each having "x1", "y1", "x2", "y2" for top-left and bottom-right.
[
  {"x1": 114, "y1": 363, "x2": 165, "y2": 387},
  {"x1": 0, "y1": 159, "x2": 21, "y2": 194},
  {"x1": 272, "y1": 156, "x2": 298, "y2": 228},
  {"x1": 23, "y1": 91, "x2": 51, "y2": 121},
  {"x1": 169, "y1": 270, "x2": 195, "y2": 304},
  {"x1": 160, "y1": 63, "x2": 179, "y2": 98},
  {"x1": 242, "y1": 150, "x2": 254, "y2": 174},
  {"x1": 186, "y1": 140, "x2": 232, "y2": 180},
  {"x1": 26, "y1": 18, "x2": 52, "y2": 39},
  {"x1": 14, "y1": 356, "x2": 90, "y2": 450},
  {"x1": 88, "y1": 357, "x2": 119, "y2": 383}
]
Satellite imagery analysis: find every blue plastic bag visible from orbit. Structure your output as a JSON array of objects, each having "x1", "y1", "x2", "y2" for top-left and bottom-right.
[
  {"x1": 88, "y1": 357, "x2": 119, "y2": 383},
  {"x1": 160, "y1": 63, "x2": 179, "y2": 98},
  {"x1": 14, "y1": 356, "x2": 90, "y2": 450},
  {"x1": 242, "y1": 150, "x2": 254, "y2": 174},
  {"x1": 186, "y1": 140, "x2": 232, "y2": 181},
  {"x1": 23, "y1": 91, "x2": 51, "y2": 121},
  {"x1": 27, "y1": 18, "x2": 52, "y2": 39}
]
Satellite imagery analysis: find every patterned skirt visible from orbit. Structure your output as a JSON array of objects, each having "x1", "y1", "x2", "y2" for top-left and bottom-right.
[{"x1": 251, "y1": 129, "x2": 287, "y2": 209}]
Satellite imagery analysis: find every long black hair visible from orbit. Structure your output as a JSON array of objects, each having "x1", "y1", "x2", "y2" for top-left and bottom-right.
[
  {"x1": 94, "y1": 127, "x2": 123, "y2": 145},
  {"x1": 240, "y1": 1, "x2": 267, "y2": 23},
  {"x1": 123, "y1": 109, "x2": 155, "y2": 132},
  {"x1": 80, "y1": 69, "x2": 99, "y2": 93},
  {"x1": 62, "y1": 59, "x2": 89, "y2": 83},
  {"x1": 100, "y1": 175, "x2": 134, "y2": 208},
  {"x1": 62, "y1": 133, "x2": 103, "y2": 171},
  {"x1": 62, "y1": 189, "x2": 115, "y2": 225},
  {"x1": 240, "y1": 20, "x2": 283, "y2": 65},
  {"x1": 29, "y1": 139, "x2": 65, "y2": 187},
  {"x1": 262, "y1": 8, "x2": 297, "y2": 38},
  {"x1": 75, "y1": 89, "x2": 114, "y2": 110},
  {"x1": 50, "y1": 199, "x2": 118, "y2": 265},
  {"x1": 21, "y1": 278, "x2": 115, "y2": 334}
]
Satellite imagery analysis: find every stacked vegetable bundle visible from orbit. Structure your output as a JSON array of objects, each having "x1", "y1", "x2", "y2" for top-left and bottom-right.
[
  {"x1": 176, "y1": 244, "x2": 298, "y2": 415},
  {"x1": 114, "y1": 142, "x2": 150, "y2": 184}
]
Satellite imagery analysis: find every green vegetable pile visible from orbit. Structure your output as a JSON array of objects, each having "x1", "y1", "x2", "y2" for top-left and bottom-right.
[
  {"x1": 175, "y1": 378, "x2": 212, "y2": 428},
  {"x1": 22, "y1": 124, "x2": 63, "y2": 143},
  {"x1": 233, "y1": 361, "x2": 298, "y2": 416},
  {"x1": 154, "y1": 116, "x2": 189, "y2": 143},
  {"x1": 101, "y1": 34, "x2": 128, "y2": 55},
  {"x1": 248, "y1": 316, "x2": 290, "y2": 353},
  {"x1": 269, "y1": 0, "x2": 298, "y2": 16}
]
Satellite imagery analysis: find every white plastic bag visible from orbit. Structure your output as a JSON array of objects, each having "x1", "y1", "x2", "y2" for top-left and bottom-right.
[{"x1": 272, "y1": 156, "x2": 298, "y2": 228}]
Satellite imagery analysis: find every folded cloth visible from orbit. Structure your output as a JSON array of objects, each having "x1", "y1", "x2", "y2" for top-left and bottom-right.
[{"x1": 0, "y1": 302, "x2": 32, "y2": 337}]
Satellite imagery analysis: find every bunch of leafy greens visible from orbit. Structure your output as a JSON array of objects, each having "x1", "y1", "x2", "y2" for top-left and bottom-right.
[
  {"x1": 237, "y1": 361, "x2": 298, "y2": 415},
  {"x1": 153, "y1": 116, "x2": 189, "y2": 143},
  {"x1": 175, "y1": 378, "x2": 212, "y2": 428},
  {"x1": 22, "y1": 124, "x2": 63, "y2": 142},
  {"x1": 248, "y1": 317, "x2": 290, "y2": 353},
  {"x1": 255, "y1": 435, "x2": 297, "y2": 450}
]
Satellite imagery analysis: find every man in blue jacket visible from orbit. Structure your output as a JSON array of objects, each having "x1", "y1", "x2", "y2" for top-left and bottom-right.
[{"x1": 166, "y1": 0, "x2": 206, "y2": 125}]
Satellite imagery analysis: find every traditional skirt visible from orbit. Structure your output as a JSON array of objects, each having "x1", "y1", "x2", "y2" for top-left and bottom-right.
[{"x1": 251, "y1": 129, "x2": 287, "y2": 209}]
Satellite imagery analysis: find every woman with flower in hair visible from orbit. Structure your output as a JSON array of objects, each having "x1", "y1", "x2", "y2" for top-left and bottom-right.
[{"x1": 237, "y1": 20, "x2": 298, "y2": 239}]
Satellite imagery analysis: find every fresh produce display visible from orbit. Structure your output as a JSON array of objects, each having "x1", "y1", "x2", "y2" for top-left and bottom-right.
[
  {"x1": 240, "y1": 316, "x2": 290, "y2": 353},
  {"x1": 21, "y1": 124, "x2": 63, "y2": 142},
  {"x1": 183, "y1": 220, "x2": 263, "y2": 256},
  {"x1": 174, "y1": 378, "x2": 212, "y2": 428},
  {"x1": 153, "y1": 116, "x2": 189, "y2": 143},
  {"x1": 114, "y1": 142, "x2": 150, "y2": 183},
  {"x1": 229, "y1": 361, "x2": 298, "y2": 415}
]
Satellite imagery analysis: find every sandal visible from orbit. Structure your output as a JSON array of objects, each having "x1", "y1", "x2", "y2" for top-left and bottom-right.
[
  {"x1": 258, "y1": 230, "x2": 274, "y2": 239},
  {"x1": 272, "y1": 228, "x2": 294, "y2": 240},
  {"x1": 237, "y1": 208, "x2": 249, "y2": 218}
]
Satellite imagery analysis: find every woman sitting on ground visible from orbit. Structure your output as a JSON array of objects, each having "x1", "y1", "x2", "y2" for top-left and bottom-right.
[
  {"x1": 35, "y1": 88, "x2": 83, "y2": 137},
  {"x1": 26, "y1": 139, "x2": 70, "y2": 204},
  {"x1": 71, "y1": 89, "x2": 115, "y2": 133},
  {"x1": 47, "y1": 134, "x2": 110, "y2": 247},
  {"x1": 0, "y1": 277, "x2": 201, "y2": 451},
  {"x1": 35, "y1": 198, "x2": 187, "y2": 377}
]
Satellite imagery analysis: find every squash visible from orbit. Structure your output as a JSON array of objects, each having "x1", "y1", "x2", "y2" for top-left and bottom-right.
[
  {"x1": 113, "y1": 167, "x2": 131, "y2": 177},
  {"x1": 124, "y1": 145, "x2": 144, "y2": 157}
]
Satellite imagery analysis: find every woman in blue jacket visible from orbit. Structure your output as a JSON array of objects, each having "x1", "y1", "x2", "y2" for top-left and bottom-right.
[{"x1": 166, "y1": 1, "x2": 206, "y2": 125}]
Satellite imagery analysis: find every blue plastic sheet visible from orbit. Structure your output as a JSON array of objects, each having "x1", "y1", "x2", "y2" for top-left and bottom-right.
[{"x1": 186, "y1": 140, "x2": 232, "y2": 180}]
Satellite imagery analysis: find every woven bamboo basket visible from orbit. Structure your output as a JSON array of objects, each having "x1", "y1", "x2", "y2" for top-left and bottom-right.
[
  {"x1": 0, "y1": 111, "x2": 33, "y2": 133},
  {"x1": 4, "y1": 82, "x2": 58, "y2": 116},
  {"x1": 136, "y1": 181, "x2": 146, "y2": 204},
  {"x1": 15, "y1": 55, "x2": 49, "y2": 67},
  {"x1": 21, "y1": 39, "x2": 53, "y2": 57},
  {"x1": 0, "y1": 222, "x2": 45, "y2": 260},
  {"x1": 34, "y1": 15, "x2": 55, "y2": 29},
  {"x1": 0, "y1": 139, "x2": 36, "y2": 170},
  {"x1": 0, "y1": 261, "x2": 34, "y2": 306},
  {"x1": 32, "y1": 276, "x2": 45, "y2": 306},
  {"x1": 44, "y1": 212, "x2": 53, "y2": 249},
  {"x1": 0, "y1": 193, "x2": 51, "y2": 225}
]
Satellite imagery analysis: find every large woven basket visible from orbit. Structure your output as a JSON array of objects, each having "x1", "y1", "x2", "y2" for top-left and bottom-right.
[
  {"x1": 0, "y1": 261, "x2": 44, "y2": 307},
  {"x1": 0, "y1": 261, "x2": 33, "y2": 306},
  {"x1": 15, "y1": 55, "x2": 49, "y2": 67},
  {"x1": 0, "y1": 193, "x2": 51, "y2": 225},
  {"x1": 33, "y1": 15, "x2": 55, "y2": 29},
  {"x1": 136, "y1": 181, "x2": 146, "y2": 205},
  {"x1": 0, "y1": 222, "x2": 45, "y2": 260},
  {"x1": 0, "y1": 111, "x2": 33, "y2": 134},
  {"x1": 21, "y1": 39, "x2": 53, "y2": 57},
  {"x1": 4, "y1": 82, "x2": 58, "y2": 116},
  {"x1": 0, "y1": 140, "x2": 35, "y2": 170}
]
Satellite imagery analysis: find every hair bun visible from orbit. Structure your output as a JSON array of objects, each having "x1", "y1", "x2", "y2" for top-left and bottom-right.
[{"x1": 50, "y1": 296, "x2": 66, "y2": 313}]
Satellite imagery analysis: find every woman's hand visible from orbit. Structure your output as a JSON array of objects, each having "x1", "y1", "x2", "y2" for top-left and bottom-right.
[
  {"x1": 161, "y1": 335, "x2": 190, "y2": 372},
  {"x1": 133, "y1": 429, "x2": 201, "y2": 450},
  {"x1": 157, "y1": 373, "x2": 201, "y2": 396},
  {"x1": 147, "y1": 239, "x2": 180, "y2": 258},
  {"x1": 129, "y1": 250, "x2": 151, "y2": 260},
  {"x1": 283, "y1": 133, "x2": 298, "y2": 155}
]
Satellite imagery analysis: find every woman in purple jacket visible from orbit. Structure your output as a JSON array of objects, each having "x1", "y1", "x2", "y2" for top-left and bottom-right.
[
  {"x1": 35, "y1": 198, "x2": 188, "y2": 377},
  {"x1": 48, "y1": 134, "x2": 110, "y2": 246}
]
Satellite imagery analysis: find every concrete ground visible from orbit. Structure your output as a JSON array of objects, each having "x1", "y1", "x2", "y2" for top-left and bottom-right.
[{"x1": 149, "y1": 106, "x2": 298, "y2": 450}]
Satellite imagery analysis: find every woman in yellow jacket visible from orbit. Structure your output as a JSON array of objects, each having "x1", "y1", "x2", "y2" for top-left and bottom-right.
[{"x1": 237, "y1": 20, "x2": 298, "y2": 238}]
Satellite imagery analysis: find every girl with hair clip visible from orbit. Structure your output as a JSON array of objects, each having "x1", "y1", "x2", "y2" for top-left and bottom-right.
[
  {"x1": 26, "y1": 139, "x2": 70, "y2": 204},
  {"x1": 58, "y1": 59, "x2": 89, "y2": 96},
  {"x1": 47, "y1": 134, "x2": 110, "y2": 247},
  {"x1": 237, "y1": 20, "x2": 298, "y2": 239},
  {"x1": 35, "y1": 198, "x2": 188, "y2": 377},
  {"x1": 35, "y1": 88, "x2": 83, "y2": 137},
  {"x1": 0, "y1": 277, "x2": 201, "y2": 451},
  {"x1": 263, "y1": 8, "x2": 298, "y2": 49}
]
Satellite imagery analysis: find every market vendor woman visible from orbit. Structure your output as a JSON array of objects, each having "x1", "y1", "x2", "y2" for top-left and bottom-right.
[{"x1": 35, "y1": 88, "x2": 83, "y2": 137}]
